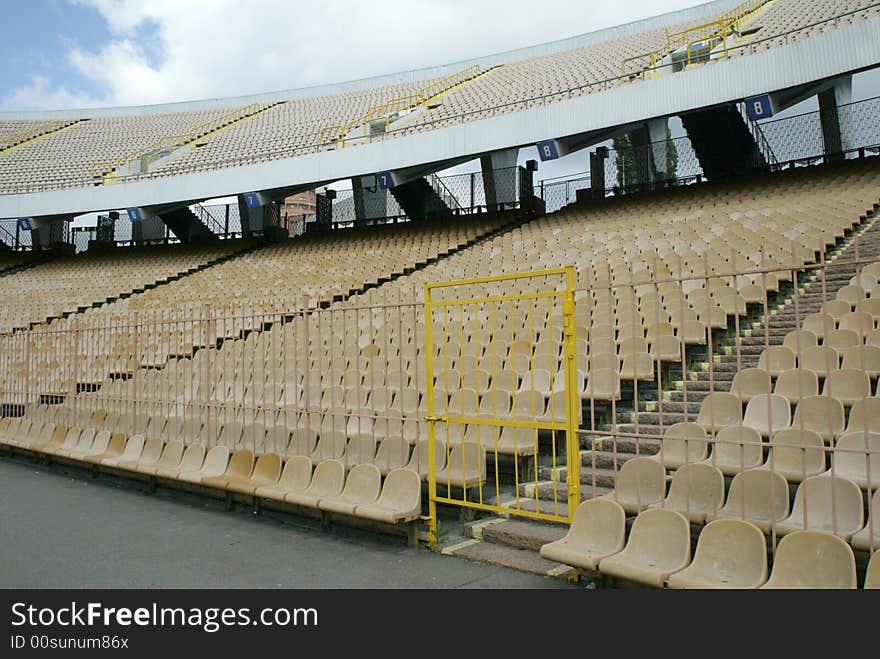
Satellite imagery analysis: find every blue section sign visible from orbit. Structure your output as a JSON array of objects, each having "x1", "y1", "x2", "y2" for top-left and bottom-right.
[
  {"x1": 376, "y1": 171, "x2": 394, "y2": 190},
  {"x1": 745, "y1": 95, "x2": 773, "y2": 121},
  {"x1": 126, "y1": 207, "x2": 142, "y2": 223},
  {"x1": 243, "y1": 192, "x2": 260, "y2": 208},
  {"x1": 18, "y1": 217, "x2": 33, "y2": 231},
  {"x1": 537, "y1": 140, "x2": 560, "y2": 161}
]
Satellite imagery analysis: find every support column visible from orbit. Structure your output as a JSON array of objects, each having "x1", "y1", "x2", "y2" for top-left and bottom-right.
[
  {"x1": 237, "y1": 191, "x2": 278, "y2": 237},
  {"x1": 819, "y1": 75, "x2": 853, "y2": 162},
  {"x1": 646, "y1": 117, "x2": 670, "y2": 181},
  {"x1": 480, "y1": 148, "x2": 519, "y2": 211},
  {"x1": 589, "y1": 147, "x2": 608, "y2": 199},
  {"x1": 126, "y1": 208, "x2": 166, "y2": 245},
  {"x1": 628, "y1": 125, "x2": 653, "y2": 192},
  {"x1": 352, "y1": 176, "x2": 389, "y2": 225}
]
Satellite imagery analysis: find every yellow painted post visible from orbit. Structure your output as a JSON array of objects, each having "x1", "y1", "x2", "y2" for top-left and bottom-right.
[
  {"x1": 424, "y1": 283, "x2": 439, "y2": 547},
  {"x1": 562, "y1": 266, "x2": 580, "y2": 520}
]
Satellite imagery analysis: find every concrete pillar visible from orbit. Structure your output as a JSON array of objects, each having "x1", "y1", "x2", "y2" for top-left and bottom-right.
[
  {"x1": 646, "y1": 117, "x2": 670, "y2": 180},
  {"x1": 628, "y1": 125, "x2": 652, "y2": 191},
  {"x1": 237, "y1": 191, "x2": 274, "y2": 236},
  {"x1": 480, "y1": 148, "x2": 519, "y2": 210},
  {"x1": 819, "y1": 75, "x2": 853, "y2": 162},
  {"x1": 352, "y1": 175, "x2": 389, "y2": 225},
  {"x1": 29, "y1": 218, "x2": 65, "y2": 248},
  {"x1": 590, "y1": 147, "x2": 609, "y2": 199},
  {"x1": 126, "y1": 207, "x2": 165, "y2": 245}
]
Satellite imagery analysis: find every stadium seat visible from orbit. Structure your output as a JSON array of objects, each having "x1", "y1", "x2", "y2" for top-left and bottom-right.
[
  {"x1": 598, "y1": 509, "x2": 691, "y2": 588},
  {"x1": 654, "y1": 422, "x2": 709, "y2": 469},
  {"x1": 539, "y1": 499, "x2": 627, "y2": 572},
  {"x1": 709, "y1": 469, "x2": 789, "y2": 533},
  {"x1": 832, "y1": 431, "x2": 880, "y2": 490},
  {"x1": 761, "y1": 531, "x2": 857, "y2": 589},
  {"x1": 255, "y1": 456, "x2": 312, "y2": 501},
  {"x1": 696, "y1": 393, "x2": 742, "y2": 432},
  {"x1": 355, "y1": 468, "x2": 422, "y2": 524},
  {"x1": 667, "y1": 519, "x2": 768, "y2": 589},
  {"x1": 743, "y1": 394, "x2": 791, "y2": 436},
  {"x1": 865, "y1": 552, "x2": 880, "y2": 589},
  {"x1": 201, "y1": 448, "x2": 254, "y2": 489},
  {"x1": 319, "y1": 463, "x2": 382, "y2": 516},
  {"x1": 775, "y1": 474, "x2": 864, "y2": 539},
  {"x1": 649, "y1": 463, "x2": 725, "y2": 524},
  {"x1": 599, "y1": 456, "x2": 666, "y2": 514},
  {"x1": 699, "y1": 425, "x2": 763, "y2": 475},
  {"x1": 285, "y1": 459, "x2": 345, "y2": 508},
  {"x1": 226, "y1": 452, "x2": 283, "y2": 495}
]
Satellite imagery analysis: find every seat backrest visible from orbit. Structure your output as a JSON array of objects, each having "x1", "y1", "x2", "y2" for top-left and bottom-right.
[
  {"x1": 119, "y1": 434, "x2": 146, "y2": 462},
  {"x1": 833, "y1": 432, "x2": 880, "y2": 486},
  {"x1": 800, "y1": 345, "x2": 840, "y2": 376},
  {"x1": 790, "y1": 474, "x2": 864, "y2": 532},
  {"x1": 178, "y1": 443, "x2": 206, "y2": 472},
  {"x1": 744, "y1": 394, "x2": 791, "y2": 434},
  {"x1": 447, "y1": 443, "x2": 486, "y2": 477},
  {"x1": 569, "y1": 499, "x2": 626, "y2": 555},
  {"x1": 289, "y1": 428, "x2": 318, "y2": 456},
  {"x1": 225, "y1": 449, "x2": 255, "y2": 479},
  {"x1": 763, "y1": 531, "x2": 856, "y2": 588},
  {"x1": 847, "y1": 398, "x2": 880, "y2": 432},
  {"x1": 345, "y1": 435, "x2": 377, "y2": 466},
  {"x1": 407, "y1": 439, "x2": 446, "y2": 474},
  {"x1": 157, "y1": 440, "x2": 184, "y2": 467},
  {"x1": 724, "y1": 469, "x2": 789, "y2": 519},
  {"x1": 139, "y1": 438, "x2": 164, "y2": 464},
  {"x1": 792, "y1": 395, "x2": 845, "y2": 439},
  {"x1": 339, "y1": 463, "x2": 382, "y2": 504},
  {"x1": 252, "y1": 453, "x2": 282, "y2": 483},
  {"x1": 74, "y1": 427, "x2": 97, "y2": 452},
  {"x1": 842, "y1": 345, "x2": 880, "y2": 373},
  {"x1": 768, "y1": 428, "x2": 825, "y2": 475},
  {"x1": 711, "y1": 425, "x2": 763, "y2": 465},
  {"x1": 625, "y1": 508, "x2": 691, "y2": 563},
  {"x1": 373, "y1": 437, "x2": 410, "y2": 472},
  {"x1": 305, "y1": 459, "x2": 345, "y2": 497},
  {"x1": 696, "y1": 392, "x2": 742, "y2": 429},
  {"x1": 61, "y1": 427, "x2": 82, "y2": 450},
  {"x1": 666, "y1": 463, "x2": 725, "y2": 510},
  {"x1": 731, "y1": 368, "x2": 772, "y2": 399},
  {"x1": 88, "y1": 430, "x2": 112, "y2": 456},
  {"x1": 659, "y1": 422, "x2": 708, "y2": 467},
  {"x1": 376, "y1": 468, "x2": 421, "y2": 511},
  {"x1": 313, "y1": 430, "x2": 346, "y2": 461},
  {"x1": 823, "y1": 369, "x2": 871, "y2": 401},
  {"x1": 278, "y1": 455, "x2": 312, "y2": 489},
  {"x1": 614, "y1": 456, "x2": 666, "y2": 501},
  {"x1": 865, "y1": 547, "x2": 880, "y2": 589},
  {"x1": 690, "y1": 519, "x2": 768, "y2": 583},
  {"x1": 774, "y1": 368, "x2": 819, "y2": 400},
  {"x1": 202, "y1": 446, "x2": 230, "y2": 474}
]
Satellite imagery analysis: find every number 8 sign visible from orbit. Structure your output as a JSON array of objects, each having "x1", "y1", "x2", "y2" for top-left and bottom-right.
[{"x1": 745, "y1": 95, "x2": 774, "y2": 121}]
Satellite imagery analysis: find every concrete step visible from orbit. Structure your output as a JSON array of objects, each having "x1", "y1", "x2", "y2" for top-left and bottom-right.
[
  {"x1": 441, "y1": 538, "x2": 572, "y2": 577},
  {"x1": 464, "y1": 517, "x2": 567, "y2": 552}
]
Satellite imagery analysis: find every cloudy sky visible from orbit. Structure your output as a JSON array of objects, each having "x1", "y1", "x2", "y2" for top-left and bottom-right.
[{"x1": 1, "y1": 0, "x2": 727, "y2": 111}]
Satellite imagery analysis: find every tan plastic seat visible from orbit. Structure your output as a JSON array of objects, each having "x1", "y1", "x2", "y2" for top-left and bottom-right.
[
  {"x1": 761, "y1": 531, "x2": 856, "y2": 589},
  {"x1": 845, "y1": 398, "x2": 880, "y2": 434},
  {"x1": 319, "y1": 463, "x2": 382, "y2": 516},
  {"x1": 743, "y1": 394, "x2": 791, "y2": 437},
  {"x1": 600, "y1": 457, "x2": 666, "y2": 514},
  {"x1": 102, "y1": 434, "x2": 145, "y2": 467},
  {"x1": 709, "y1": 469, "x2": 789, "y2": 533},
  {"x1": 435, "y1": 442, "x2": 486, "y2": 490},
  {"x1": 117, "y1": 437, "x2": 164, "y2": 472},
  {"x1": 773, "y1": 368, "x2": 819, "y2": 404},
  {"x1": 775, "y1": 474, "x2": 864, "y2": 539},
  {"x1": 582, "y1": 368, "x2": 621, "y2": 401},
  {"x1": 310, "y1": 430, "x2": 346, "y2": 462},
  {"x1": 667, "y1": 519, "x2": 768, "y2": 589},
  {"x1": 654, "y1": 422, "x2": 708, "y2": 469},
  {"x1": 155, "y1": 442, "x2": 205, "y2": 479},
  {"x1": 355, "y1": 467, "x2": 422, "y2": 524},
  {"x1": 758, "y1": 346, "x2": 796, "y2": 377},
  {"x1": 285, "y1": 459, "x2": 345, "y2": 508},
  {"x1": 70, "y1": 430, "x2": 112, "y2": 460},
  {"x1": 54, "y1": 427, "x2": 96, "y2": 458},
  {"x1": 822, "y1": 369, "x2": 872, "y2": 406},
  {"x1": 225, "y1": 452, "x2": 282, "y2": 495},
  {"x1": 700, "y1": 425, "x2": 763, "y2": 475},
  {"x1": 255, "y1": 456, "x2": 312, "y2": 501},
  {"x1": 343, "y1": 435, "x2": 377, "y2": 469},
  {"x1": 649, "y1": 463, "x2": 725, "y2": 523},
  {"x1": 83, "y1": 432, "x2": 126, "y2": 464},
  {"x1": 841, "y1": 345, "x2": 880, "y2": 377},
  {"x1": 201, "y1": 448, "x2": 254, "y2": 489},
  {"x1": 696, "y1": 392, "x2": 742, "y2": 432},
  {"x1": 832, "y1": 431, "x2": 880, "y2": 490},
  {"x1": 783, "y1": 330, "x2": 818, "y2": 355},
  {"x1": 372, "y1": 436, "x2": 410, "y2": 476},
  {"x1": 850, "y1": 489, "x2": 880, "y2": 552},
  {"x1": 46, "y1": 427, "x2": 82, "y2": 456},
  {"x1": 792, "y1": 395, "x2": 845, "y2": 442},
  {"x1": 405, "y1": 439, "x2": 447, "y2": 480},
  {"x1": 730, "y1": 368, "x2": 772, "y2": 402},
  {"x1": 140, "y1": 439, "x2": 184, "y2": 475},
  {"x1": 865, "y1": 551, "x2": 880, "y2": 589},
  {"x1": 539, "y1": 499, "x2": 626, "y2": 572},
  {"x1": 762, "y1": 428, "x2": 826, "y2": 483},
  {"x1": 179, "y1": 445, "x2": 229, "y2": 483},
  {"x1": 598, "y1": 509, "x2": 691, "y2": 588},
  {"x1": 799, "y1": 345, "x2": 840, "y2": 378}
]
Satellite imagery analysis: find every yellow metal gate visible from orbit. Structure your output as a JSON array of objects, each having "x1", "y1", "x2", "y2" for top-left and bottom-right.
[{"x1": 424, "y1": 267, "x2": 580, "y2": 544}]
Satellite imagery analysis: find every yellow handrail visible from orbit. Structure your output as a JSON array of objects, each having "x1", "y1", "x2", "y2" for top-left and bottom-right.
[
  {"x1": 620, "y1": 0, "x2": 769, "y2": 76},
  {"x1": 320, "y1": 64, "x2": 484, "y2": 146},
  {"x1": 92, "y1": 103, "x2": 263, "y2": 178}
]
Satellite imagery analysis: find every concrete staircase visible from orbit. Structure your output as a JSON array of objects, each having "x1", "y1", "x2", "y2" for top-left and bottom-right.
[{"x1": 439, "y1": 196, "x2": 880, "y2": 579}]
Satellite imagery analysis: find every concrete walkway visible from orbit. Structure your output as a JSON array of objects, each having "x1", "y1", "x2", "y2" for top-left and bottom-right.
[{"x1": 0, "y1": 458, "x2": 572, "y2": 589}]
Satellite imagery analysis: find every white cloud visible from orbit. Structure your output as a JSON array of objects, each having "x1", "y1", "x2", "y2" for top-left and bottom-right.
[
  {"x1": 6, "y1": 76, "x2": 104, "y2": 112},
  {"x1": 8, "y1": 0, "x2": 709, "y2": 110}
]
